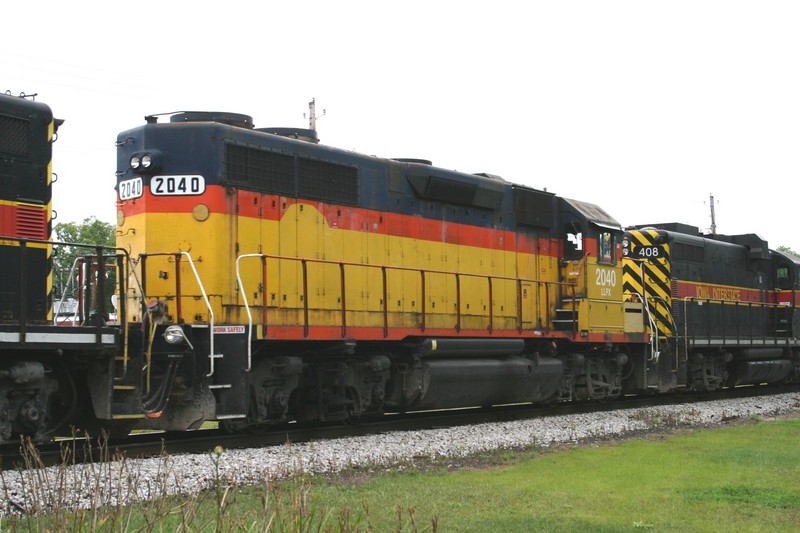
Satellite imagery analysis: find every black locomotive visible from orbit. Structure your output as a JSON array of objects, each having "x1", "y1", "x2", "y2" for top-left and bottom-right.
[{"x1": 623, "y1": 224, "x2": 800, "y2": 391}]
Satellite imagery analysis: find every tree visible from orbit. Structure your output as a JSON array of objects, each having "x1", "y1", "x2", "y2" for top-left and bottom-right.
[
  {"x1": 777, "y1": 245, "x2": 799, "y2": 257},
  {"x1": 54, "y1": 215, "x2": 114, "y2": 249},
  {"x1": 52, "y1": 217, "x2": 116, "y2": 314}
]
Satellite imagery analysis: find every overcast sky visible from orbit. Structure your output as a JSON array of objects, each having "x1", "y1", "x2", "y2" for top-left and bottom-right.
[{"x1": 5, "y1": 1, "x2": 799, "y2": 250}]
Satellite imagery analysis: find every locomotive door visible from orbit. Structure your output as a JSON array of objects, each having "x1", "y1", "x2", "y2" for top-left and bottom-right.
[
  {"x1": 560, "y1": 214, "x2": 587, "y2": 297},
  {"x1": 516, "y1": 227, "x2": 541, "y2": 331},
  {"x1": 585, "y1": 226, "x2": 626, "y2": 333},
  {"x1": 552, "y1": 212, "x2": 588, "y2": 333},
  {"x1": 773, "y1": 257, "x2": 798, "y2": 337}
]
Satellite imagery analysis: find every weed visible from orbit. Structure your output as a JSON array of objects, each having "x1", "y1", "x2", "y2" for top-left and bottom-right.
[{"x1": 630, "y1": 409, "x2": 680, "y2": 429}]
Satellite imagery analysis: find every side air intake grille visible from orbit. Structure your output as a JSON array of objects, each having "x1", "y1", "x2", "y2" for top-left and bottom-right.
[
  {"x1": 297, "y1": 158, "x2": 359, "y2": 205},
  {"x1": 225, "y1": 144, "x2": 295, "y2": 195},
  {"x1": 224, "y1": 143, "x2": 359, "y2": 205},
  {"x1": 16, "y1": 205, "x2": 47, "y2": 240}
]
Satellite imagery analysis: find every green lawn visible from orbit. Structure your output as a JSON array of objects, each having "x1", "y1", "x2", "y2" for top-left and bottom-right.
[{"x1": 271, "y1": 419, "x2": 800, "y2": 532}]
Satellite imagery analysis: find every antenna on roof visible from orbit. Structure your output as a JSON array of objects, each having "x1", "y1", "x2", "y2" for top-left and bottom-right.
[
  {"x1": 708, "y1": 193, "x2": 717, "y2": 235},
  {"x1": 304, "y1": 98, "x2": 326, "y2": 132}
]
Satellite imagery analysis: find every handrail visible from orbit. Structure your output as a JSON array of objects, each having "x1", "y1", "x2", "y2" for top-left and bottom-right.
[
  {"x1": 236, "y1": 253, "x2": 260, "y2": 372},
  {"x1": 139, "y1": 252, "x2": 216, "y2": 376},
  {"x1": 633, "y1": 290, "x2": 661, "y2": 362},
  {"x1": 677, "y1": 296, "x2": 793, "y2": 345},
  {"x1": 0, "y1": 235, "x2": 123, "y2": 326},
  {"x1": 1, "y1": 235, "x2": 138, "y2": 378},
  {"x1": 647, "y1": 294, "x2": 674, "y2": 365},
  {"x1": 235, "y1": 252, "x2": 574, "y2": 348},
  {"x1": 622, "y1": 258, "x2": 669, "y2": 361},
  {"x1": 54, "y1": 256, "x2": 85, "y2": 326}
]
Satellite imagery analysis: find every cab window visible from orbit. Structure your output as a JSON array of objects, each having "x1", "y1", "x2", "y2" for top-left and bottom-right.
[
  {"x1": 598, "y1": 231, "x2": 616, "y2": 265},
  {"x1": 564, "y1": 221, "x2": 583, "y2": 260},
  {"x1": 776, "y1": 265, "x2": 791, "y2": 290}
]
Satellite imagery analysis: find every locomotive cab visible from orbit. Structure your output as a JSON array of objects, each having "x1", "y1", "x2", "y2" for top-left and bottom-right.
[
  {"x1": 773, "y1": 251, "x2": 800, "y2": 290},
  {"x1": 554, "y1": 198, "x2": 641, "y2": 338}
]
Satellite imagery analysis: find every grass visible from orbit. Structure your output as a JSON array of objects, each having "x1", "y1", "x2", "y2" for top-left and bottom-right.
[
  {"x1": 2, "y1": 418, "x2": 799, "y2": 531},
  {"x1": 283, "y1": 418, "x2": 800, "y2": 531}
]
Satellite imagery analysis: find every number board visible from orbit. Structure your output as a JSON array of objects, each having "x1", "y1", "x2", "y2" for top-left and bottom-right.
[
  {"x1": 118, "y1": 177, "x2": 143, "y2": 200},
  {"x1": 622, "y1": 239, "x2": 667, "y2": 260},
  {"x1": 151, "y1": 175, "x2": 206, "y2": 196}
]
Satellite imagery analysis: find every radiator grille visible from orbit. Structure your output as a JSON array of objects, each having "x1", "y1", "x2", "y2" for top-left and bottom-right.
[
  {"x1": 226, "y1": 143, "x2": 295, "y2": 195},
  {"x1": 225, "y1": 143, "x2": 359, "y2": 205},
  {"x1": 297, "y1": 157, "x2": 359, "y2": 205}
]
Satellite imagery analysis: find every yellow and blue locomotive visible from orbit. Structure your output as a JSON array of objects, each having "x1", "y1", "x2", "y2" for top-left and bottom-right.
[{"x1": 110, "y1": 110, "x2": 653, "y2": 431}]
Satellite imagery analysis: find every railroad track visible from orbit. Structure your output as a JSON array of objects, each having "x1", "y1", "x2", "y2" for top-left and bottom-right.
[{"x1": 3, "y1": 383, "x2": 797, "y2": 471}]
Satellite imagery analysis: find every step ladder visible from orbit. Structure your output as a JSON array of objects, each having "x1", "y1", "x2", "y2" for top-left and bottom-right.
[
  {"x1": 110, "y1": 352, "x2": 147, "y2": 420},
  {"x1": 553, "y1": 297, "x2": 581, "y2": 332},
  {"x1": 207, "y1": 327, "x2": 250, "y2": 420}
]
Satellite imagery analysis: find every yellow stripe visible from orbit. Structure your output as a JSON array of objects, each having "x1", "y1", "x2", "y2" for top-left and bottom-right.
[
  {"x1": 0, "y1": 239, "x2": 50, "y2": 249},
  {"x1": 119, "y1": 204, "x2": 557, "y2": 332},
  {"x1": 0, "y1": 199, "x2": 50, "y2": 210}
]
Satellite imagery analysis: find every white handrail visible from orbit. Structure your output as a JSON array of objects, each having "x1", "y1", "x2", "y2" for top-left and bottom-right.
[
  {"x1": 53, "y1": 257, "x2": 83, "y2": 325},
  {"x1": 638, "y1": 262, "x2": 660, "y2": 362},
  {"x1": 170, "y1": 252, "x2": 217, "y2": 377},
  {"x1": 235, "y1": 253, "x2": 262, "y2": 372}
]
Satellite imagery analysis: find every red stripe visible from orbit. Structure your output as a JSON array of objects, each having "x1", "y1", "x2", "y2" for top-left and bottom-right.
[
  {"x1": 120, "y1": 186, "x2": 561, "y2": 257},
  {"x1": 120, "y1": 187, "x2": 228, "y2": 216},
  {"x1": 673, "y1": 280, "x2": 767, "y2": 303},
  {"x1": 259, "y1": 324, "x2": 648, "y2": 344}
]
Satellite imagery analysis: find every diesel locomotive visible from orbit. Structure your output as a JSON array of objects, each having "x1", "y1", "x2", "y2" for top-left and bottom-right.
[
  {"x1": 0, "y1": 92, "x2": 798, "y2": 445},
  {"x1": 623, "y1": 225, "x2": 800, "y2": 390}
]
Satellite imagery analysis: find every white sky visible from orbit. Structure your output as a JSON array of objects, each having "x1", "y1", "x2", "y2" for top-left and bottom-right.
[{"x1": 5, "y1": 1, "x2": 800, "y2": 250}]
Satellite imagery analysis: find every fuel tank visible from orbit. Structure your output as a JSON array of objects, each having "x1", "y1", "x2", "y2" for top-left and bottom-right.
[
  {"x1": 727, "y1": 359, "x2": 793, "y2": 386},
  {"x1": 387, "y1": 355, "x2": 563, "y2": 411}
]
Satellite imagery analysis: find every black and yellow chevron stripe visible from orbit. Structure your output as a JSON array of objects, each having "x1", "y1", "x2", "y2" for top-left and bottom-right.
[
  {"x1": 45, "y1": 119, "x2": 55, "y2": 320},
  {"x1": 622, "y1": 229, "x2": 673, "y2": 337}
]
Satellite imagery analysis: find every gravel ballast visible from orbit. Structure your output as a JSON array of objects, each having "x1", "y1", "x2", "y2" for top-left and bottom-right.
[{"x1": 2, "y1": 392, "x2": 799, "y2": 515}]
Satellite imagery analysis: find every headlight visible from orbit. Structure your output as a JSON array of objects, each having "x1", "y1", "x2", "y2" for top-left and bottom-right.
[
  {"x1": 128, "y1": 151, "x2": 161, "y2": 173},
  {"x1": 163, "y1": 325, "x2": 187, "y2": 345}
]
